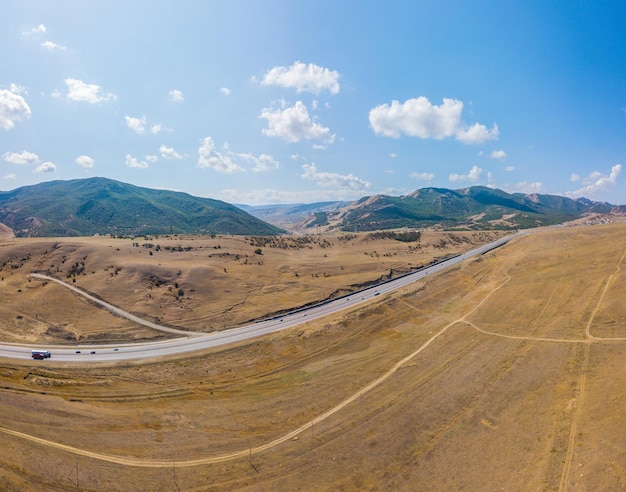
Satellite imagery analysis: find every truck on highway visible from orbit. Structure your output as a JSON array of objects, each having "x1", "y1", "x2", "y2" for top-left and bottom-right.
[{"x1": 31, "y1": 350, "x2": 51, "y2": 360}]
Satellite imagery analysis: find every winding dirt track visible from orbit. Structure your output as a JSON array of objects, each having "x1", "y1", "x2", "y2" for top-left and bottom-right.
[
  {"x1": 4, "y1": 245, "x2": 624, "y2": 481},
  {"x1": 29, "y1": 273, "x2": 200, "y2": 337},
  {"x1": 0, "y1": 275, "x2": 511, "y2": 468}
]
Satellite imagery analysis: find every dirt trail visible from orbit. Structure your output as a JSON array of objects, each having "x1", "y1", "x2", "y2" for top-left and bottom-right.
[
  {"x1": 8, "y1": 251, "x2": 625, "y2": 474},
  {"x1": 0, "y1": 275, "x2": 511, "y2": 468},
  {"x1": 29, "y1": 273, "x2": 200, "y2": 337},
  {"x1": 558, "y1": 248, "x2": 626, "y2": 491}
]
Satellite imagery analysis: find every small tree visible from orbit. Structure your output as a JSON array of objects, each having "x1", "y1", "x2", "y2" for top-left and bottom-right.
[{"x1": 254, "y1": 248, "x2": 263, "y2": 255}]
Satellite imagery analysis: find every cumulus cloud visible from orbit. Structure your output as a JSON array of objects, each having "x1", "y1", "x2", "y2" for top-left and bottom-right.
[
  {"x1": 220, "y1": 87, "x2": 231, "y2": 96},
  {"x1": 145, "y1": 155, "x2": 158, "y2": 163},
  {"x1": 503, "y1": 181, "x2": 545, "y2": 194},
  {"x1": 125, "y1": 115, "x2": 146, "y2": 133},
  {"x1": 0, "y1": 89, "x2": 31, "y2": 130},
  {"x1": 261, "y1": 61, "x2": 340, "y2": 95},
  {"x1": 259, "y1": 100, "x2": 334, "y2": 145},
  {"x1": 65, "y1": 78, "x2": 116, "y2": 103},
  {"x1": 456, "y1": 123, "x2": 499, "y2": 144},
  {"x1": 41, "y1": 40, "x2": 66, "y2": 51},
  {"x1": 150, "y1": 124, "x2": 163, "y2": 134},
  {"x1": 197, "y1": 137, "x2": 244, "y2": 173},
  {"x1": 236, "y1": 153, "x2": 280, "y2": 172},
  {"x1": 410, "y1": 171, "x2": 435, "y2": 181},
  {"x1": 369, "y1": 96, "x2": 498, "y2": 144},
  {"x1": 570, "y1": 173, "x2": 581, "y2": 182},
  {"x1": 197, "y1": 138, "x2": 279, "y2": 173},
  {"x1": 22, "y1": 24, "x2": 46, "y2": 36},
  {"x1": 169, "y1": 89, "x2": 184, "y2": 103},
  {"x1": 301, "y1": 163, "x2": 371, "y2": 190},
  {"x1": 449, "y1": 165, "x2": 483, "y2": 183},
  {"x1": 3, "y1": 150, "x2": 39, "y2": 165},
  {"x1": 159, "y1": 145, "x2": 183, "y2": 160},
  {"x1": 34, "y1": 162, "x2": 56, "y2": 173},
  {"x1": 566, "y1": 164, "x2": 622, "y2": 198},
  {"x1": 125, "y1": 154, "x2": 149, "y2": 169},
  {"x1": 490, "y1": 149, "x2": 507, "y2": 159},
  {"x1": 8, "y1": 84, "x2": 27, "y2": 95},
  {"x1": 75, "y1": 155, "x2": 94, "y2": 169}
]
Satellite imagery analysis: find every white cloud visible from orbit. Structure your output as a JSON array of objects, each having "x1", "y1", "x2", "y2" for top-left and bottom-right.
[
  {"x1": 196, "y1": 137, "x2": 280, "y2": 173},
  {"x1": 150, "y1": 124, "x2": 162, "y2": 134},
  {"x1": 3, "y1": 150, "x2": 39, "y2": 165},
  {"x1": 237, "y1": 153, "x2": 280, "y2": 172},
  {"x1": 389, "y1": 153, "x2": 398, "y2": 159},
  {"x1": 261, "y1": 61, "x2": 340, "y2": 95},
  {"x1": 169, "y1": 89, "x2": 184, "y2": 103},
  {"x1": 369, "y1": 96, "x2": 498, "y2": 144},
  {"x1": 220, "y1": 87, "x2": 231, "y2": 96},
  {"x1": 65, "y1": 78, "x2": 116, "y2": 103},
  {"x1": 145, "y1": 155, "x2": 158, "y2": 163},
  {"x1": 259, "y1": 100, "x2": 334, "y2": 145},
  {"x1": 197, "y1": 137, "x2": 244, "y2": 173},
  {"x1": 22, "y1": 24, "x2": 46, "y2": 36},
  {"x1": 504, "y1": 181, "x2": 545, "y2": 194},
  {"x1": 456, "y1": 123, "x2": 499, "y2": 144},
  {"x1": 410, "y1": 172, "x2": 435, "y2": 181},
  {"x1": 125, "y1": 115, "x2": 146, "y2": 133},
  {"x1": 125, "y1": 154, "x2": 149, "y2": 169},
  {"x1": 566, "y1": 164, "x2": 622, "y2": 198},
  {"x1": 301, "y1": 163, "x2": 371, "y2": 190},
  {"x1": 159, "y1": 145, "x2": 183, "y2": 160},
  {"x1": 0, "y1": 89, "x2": 31, "y2": 130},
  {"x1": 4, "y1": 173, "x2": 16, "y2": 180},
  {"x1": 449, "y1": 165, "x2": 483, "y2": 183},
  {"x1": 75, "y1": 155, "x2": 94, "y2": 169},
  {"x1": 8, "y1": 84, "x2": 27, "y2": 95},
  {"x1": 369, "y1": 97, "x2": 462, "y2": 139},
  {"x1": 570, "y1": 173, "x2": 581, "y2": 182},
  {"x1": 41, "y1": 40, "x2": 66, "y2": 51},
  {"x1": 490, "y1": 149, "x2": 507, "y2": 159},
  {"x1": 34, "y1": 161, "x2": 56, "y2": 173},
  {"x1": 215, "y1": 187, "x2": 371, "y2": 206},
  {"x1": 505, "y1": 165, "x2": 515, "y2": 172}
]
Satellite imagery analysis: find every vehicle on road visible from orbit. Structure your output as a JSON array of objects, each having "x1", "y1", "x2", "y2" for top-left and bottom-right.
[
  {"x1": 31, "y1": 350, "x2": 51, "y2": 359},
  {"x1": 90, "y1": 351, "x2": 96, "y2": 355}
]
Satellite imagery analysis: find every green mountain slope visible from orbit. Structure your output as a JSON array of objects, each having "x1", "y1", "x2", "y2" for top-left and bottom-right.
[
  {"x1": 0, "y1": 177, "x2": 284, "y2": 237},
  {"x1": 313, "y1": 186, "x2": 625, "y2": 231}
]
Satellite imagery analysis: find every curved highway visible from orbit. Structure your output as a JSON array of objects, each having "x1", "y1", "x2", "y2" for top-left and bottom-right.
[{"x1": 0, "y1": 233, "x2": 519, "y2": 362}]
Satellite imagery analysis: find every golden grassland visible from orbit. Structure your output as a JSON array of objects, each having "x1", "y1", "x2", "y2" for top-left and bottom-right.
[
  {"x1": 0, "y1": 230, "x2": 500, "y2": 342},
  {"x1": 0, "y1": 225, "x2": 624, "y2": 490}
]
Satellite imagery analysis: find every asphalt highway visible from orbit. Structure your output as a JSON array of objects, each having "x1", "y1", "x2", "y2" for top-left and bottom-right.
[{"x1": 0, "y1": 233, "x2": 518, "y2": 362}]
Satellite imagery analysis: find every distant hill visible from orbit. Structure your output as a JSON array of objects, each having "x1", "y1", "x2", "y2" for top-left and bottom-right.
[
  {"x1": 238, "y1": 201, "x2": 351, "y2": 230},
  {"x1": 243, "y1": 186, "x2": 626, "y2": 232},
  {"x1": 0, "y1": 177, "x2": 284, "y2": 237}
]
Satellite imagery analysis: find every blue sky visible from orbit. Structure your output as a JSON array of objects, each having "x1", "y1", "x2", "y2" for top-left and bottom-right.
[{"x1": 1, "y1": 1, "x2": 626, "y2": 205}]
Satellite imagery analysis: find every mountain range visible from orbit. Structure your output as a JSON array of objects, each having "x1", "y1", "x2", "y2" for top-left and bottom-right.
[
  {"x1": 1, "y1": 177, "x2": 624, "y2": 237},
  {"x1": 0, "y1": 177, "x2": 283, "y2": 237}
]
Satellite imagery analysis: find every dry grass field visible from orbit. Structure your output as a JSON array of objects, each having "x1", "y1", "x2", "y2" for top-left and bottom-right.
[{"x1": 0, "y1": 225, "x2": 625, "y2": 491}]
